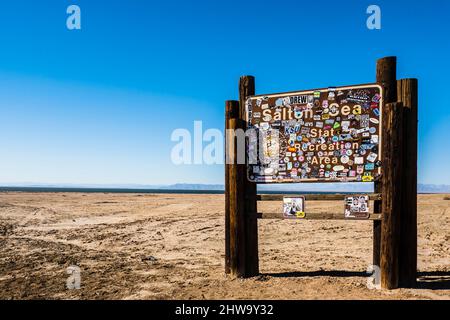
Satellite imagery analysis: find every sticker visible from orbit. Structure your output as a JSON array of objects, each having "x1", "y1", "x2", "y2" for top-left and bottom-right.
[
  {"x1": 373, "y1": 108, "x2": 380, "y2": 117},
  {"x1": 371, "y1": 135, "x2": 379, "y2": 144},
  {"x1": 328, "y1": 91, "x2": 336, "y2": 100},
  {"x1": 367, "y1": 152, "x2": 378, "y2": 162},
  {"x1": 340, "y1": 155, "x2": 349, "y2": 164},
  {"x1": 372, "y1": 94, "x2": 381, "y2": 103},
  {"x1": 356, "y1": 165, "x2": 364, "y2": 174},
  {"x1": 342, "y1": 121, "x2": 350, "y2": 130},
  {"x1": 260, "y1": 122, "x2": 270, "y2": 130},
  {"x1": 283, "y1": 197, "x2": 306, "y2": 219}
]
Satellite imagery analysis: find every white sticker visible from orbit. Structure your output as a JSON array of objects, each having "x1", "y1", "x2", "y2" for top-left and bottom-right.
[
  {"x1": 367, "y1": 152, "x2": 378, "y2": 162},
  {"x1": 371, "y1": 135, "x2": 379, "y2": 144}
]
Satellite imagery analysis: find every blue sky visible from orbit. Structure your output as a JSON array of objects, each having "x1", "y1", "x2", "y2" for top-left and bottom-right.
[{"x1": 0, "y1": 0, "x2": 449, "y2": 185}]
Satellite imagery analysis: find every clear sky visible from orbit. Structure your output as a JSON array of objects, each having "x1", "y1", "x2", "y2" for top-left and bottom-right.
[{"x1": 0, "y1": 0, "x2": 449, "y2": 185}]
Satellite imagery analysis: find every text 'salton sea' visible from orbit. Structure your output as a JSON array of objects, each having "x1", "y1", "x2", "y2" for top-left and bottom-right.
[{"x1": 246, "y1": 84, "x2": 383, "y2": 183}]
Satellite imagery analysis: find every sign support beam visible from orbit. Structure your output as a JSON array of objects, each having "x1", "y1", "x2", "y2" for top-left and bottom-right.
[
  {"x1": 225, "y1": 75, "x2": 259, "y2": 278},
  {"x1": 374, "y1": 56, "x2": 397, "y2": 269},
  {"x1": 225, "y1": 100, "x2": 247, "y2": 277},
  {"x1": 398, "y1": 78, "x2": 418, "y2": 287},
  {"x1": 239, "y1": 76, "x2": 259, "y2": 277},
  {"x1": 380, "y1": 102, "x2": 404, "y2": 289}
]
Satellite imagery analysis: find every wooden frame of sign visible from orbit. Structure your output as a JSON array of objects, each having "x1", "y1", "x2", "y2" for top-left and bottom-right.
[{"x1": 224, "y1": 56, "x2": 418, "y2": 291}]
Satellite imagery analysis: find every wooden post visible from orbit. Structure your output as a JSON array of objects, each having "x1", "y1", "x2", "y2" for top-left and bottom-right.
[
  {"x1": 225, "y1": 100, "x2": 239, "y2": 274},
  {"x1": 380, "y1": 102, "x2": 403, "y2": 289},
  {"x1": 398, "y1": 79, "x2": 418, "y2": 287},
  {"x1": 374, "y1": 56, "x2": 397, "y2": 267},
  {"x1": 225, "y1": 100, "x2": 247, "y2": 277},
  {"x1": 238, "y1": 76, "x2": 259, "y2": 277}
]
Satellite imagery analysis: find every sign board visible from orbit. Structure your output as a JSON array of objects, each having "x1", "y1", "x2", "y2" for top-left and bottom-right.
[
  {"x1": 344, "y1": 195, "x2": 370, "y2": 219},
  {"x1": 246, "y1": 84, "x2": 383, "y2": 183},
  {"x1": 283, "y1": 197, "x2": 305, "y2": 218}
]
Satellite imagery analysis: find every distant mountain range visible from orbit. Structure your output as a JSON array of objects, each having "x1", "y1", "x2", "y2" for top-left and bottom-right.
[{"x1": 1, "y1": 182, "x2": 450, "y2": 193}]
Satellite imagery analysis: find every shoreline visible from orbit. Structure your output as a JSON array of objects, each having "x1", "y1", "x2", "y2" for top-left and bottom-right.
[{"x1": 0, "y1": 186, "x2": 448, "y2": 195}]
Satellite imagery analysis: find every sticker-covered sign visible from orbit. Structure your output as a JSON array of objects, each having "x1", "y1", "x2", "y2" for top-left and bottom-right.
[
  {"x1": 246, "y1": 84, "x2": 383, "y2": 183},
  {"x1": 283, "y1": 197, "x2": 305, "y2": 218},
  {"x1": 344, "y1": 195, "x2": 370, "y2": 219}
]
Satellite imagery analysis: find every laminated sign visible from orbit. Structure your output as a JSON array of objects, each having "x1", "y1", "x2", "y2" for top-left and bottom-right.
[
  {"x1": 283, "y1": 197, "x2": 305, "y2": 218},
  {"x1": 344, "y1": 195, "x2": 370, "y2": 219},
  {"x1": 246, "y1": 84, "x2": 383, "y2": 183}
]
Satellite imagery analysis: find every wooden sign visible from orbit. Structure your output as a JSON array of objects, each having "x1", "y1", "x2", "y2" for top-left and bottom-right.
[
  {"x1": 344, "y1": 195, "x2": 370, "y2": 219},
  {"x1": 246, "y1": 84, "x2": 383, "y2": 183},
  {"x1": 283, "y1": 197, "x2": 305, "y2": 218}
]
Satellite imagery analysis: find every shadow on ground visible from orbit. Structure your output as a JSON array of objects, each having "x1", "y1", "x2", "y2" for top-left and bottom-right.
[{"x1": 264, "y1": 270, "x2": 450, "y2": 290}]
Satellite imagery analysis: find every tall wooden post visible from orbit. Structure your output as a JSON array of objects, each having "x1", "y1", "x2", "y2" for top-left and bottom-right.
[
  {"x1": 398, "y1": 79, "x2": 418, "y2": 287},
  {"x1": 374, "y1": 56, "x2": 397, "y2": 267},
  {"x1": 225, "y1": 100, "x2": 247, "y2": 277},
  {"x1": 380, "y1": 102, "x2": 403, "y2": 289},
  {"x1": 225, "y1": 100, "x2": 239, "y2": 274},
  {"x1": 225, "y1": 76, "x2": 259, "y2": 278},
  {"x1": 238, "y1": 76, "x2": 259, "y2": 277}
]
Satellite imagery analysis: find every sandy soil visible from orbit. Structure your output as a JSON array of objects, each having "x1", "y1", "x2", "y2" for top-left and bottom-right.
[{"x1": 0, "y1": 192, "x2": 449, "y2": 300}]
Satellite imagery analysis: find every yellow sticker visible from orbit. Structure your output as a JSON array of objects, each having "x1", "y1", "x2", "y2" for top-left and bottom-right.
[{"x1": 296, "y1": 211, "x2": 306, "y2": 218}]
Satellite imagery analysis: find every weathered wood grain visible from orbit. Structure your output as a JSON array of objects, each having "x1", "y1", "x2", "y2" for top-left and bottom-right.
[
  {"x1": 374, "y1": 56, "x2": 397, "y2": 268},
  {"x1": 239, "y1": 76, "x2": 259, "y2": 277},
  {"x1": 398, "y1": 78, "x2": 418, "y2": 287},
  {"x1": 257, "y1": 193, "x2": 382, "y2": 201},
  {"x1": 380, "y1": 102, "x2": 403, "y2": 289}
]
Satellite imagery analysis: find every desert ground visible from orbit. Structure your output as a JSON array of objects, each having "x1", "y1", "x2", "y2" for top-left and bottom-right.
[{"x1": 0, "y1": 192, "x2": 449, "y2": 300}]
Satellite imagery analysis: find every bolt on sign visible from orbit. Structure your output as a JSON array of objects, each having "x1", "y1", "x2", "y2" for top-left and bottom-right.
[{"x1": 245, "y1": 84, "x2": 383, "y2": 183}]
